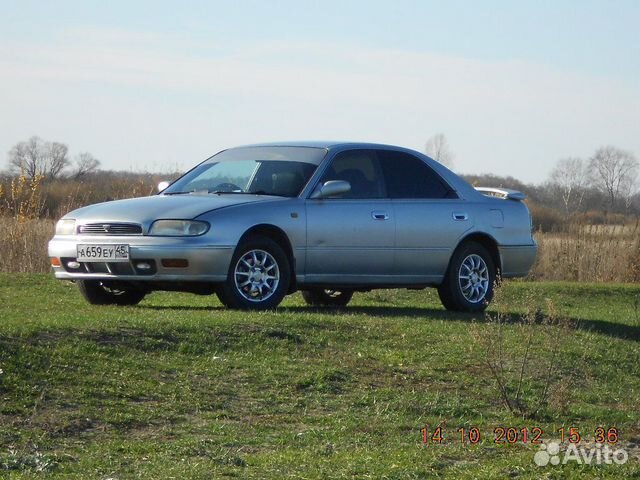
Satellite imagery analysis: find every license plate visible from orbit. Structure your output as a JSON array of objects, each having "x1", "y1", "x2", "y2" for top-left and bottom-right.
[{"x1": 77, "y1": 244, "x2": 129, "y2": 262}]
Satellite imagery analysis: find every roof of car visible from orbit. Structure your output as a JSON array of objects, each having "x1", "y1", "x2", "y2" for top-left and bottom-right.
[{"x1": 237, "y1": 141, "x2": 411, "y2": 150}]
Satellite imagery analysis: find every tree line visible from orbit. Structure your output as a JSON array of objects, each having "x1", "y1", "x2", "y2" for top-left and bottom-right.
[
  {"x1": 549, "y1": 147, "x2": 638, "y2": 212},
  {"x1": 8, "y1": 136, "x2": 100, "y2": 180},
  {"x1": 4, "y1": 134, "x2": 640, "y2": 220},
  {"x1": 424, "y1": 133, "x2": 639, "y2": 216},
  {"x1": 464, "y1": 146, "x2": 639, "y2": 217}
]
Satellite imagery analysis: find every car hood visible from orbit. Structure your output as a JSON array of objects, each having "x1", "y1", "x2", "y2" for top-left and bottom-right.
[{"x1": 65, "y1": 194, "x2": 281, "y2": 225}]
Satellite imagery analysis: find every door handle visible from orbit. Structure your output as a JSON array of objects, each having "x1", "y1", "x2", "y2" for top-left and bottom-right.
[
  {"x1": 371, "y1": 211, "x2": 389, "y2": 220},
  {"x1": 452, "y1": 212, "x2": 468, "y2": 221}
]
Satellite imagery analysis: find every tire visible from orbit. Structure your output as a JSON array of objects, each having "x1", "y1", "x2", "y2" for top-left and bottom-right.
[
  {"x1": 216, "y1": 236, "x2": 290, "y2": 310},
  {"x1": 77, "y1": 280, "x2": 146, "y2": 306},
  {"x1": 301, "y1": 289, "x2": 353, "y2": 307},
  {"x1": 438, "y1": 241, "x2": 496, "y2": 312}
]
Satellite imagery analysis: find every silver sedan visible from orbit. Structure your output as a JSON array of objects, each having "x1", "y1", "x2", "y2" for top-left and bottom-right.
[{"x1": 48, "y1": 142, "x2": 537, "y2": 311}]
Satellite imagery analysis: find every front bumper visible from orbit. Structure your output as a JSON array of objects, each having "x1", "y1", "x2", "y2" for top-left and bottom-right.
[{"x1": 48, "y1": 235, "x2": 234, "y2": 282}]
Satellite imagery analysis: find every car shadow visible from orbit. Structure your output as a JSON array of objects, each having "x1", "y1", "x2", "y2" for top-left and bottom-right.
[
  {"x1": 142, "y1": 305, "x2": 224, "y2": 312},
  {"x1": 282, "y1": 306, "x2": 640, "y2": 341},
  {"x1": 138, "y1": 304, "x2": 640, "y2": 342}
]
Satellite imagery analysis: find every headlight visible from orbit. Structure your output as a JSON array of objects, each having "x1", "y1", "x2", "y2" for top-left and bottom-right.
[
  {"x1": 149, "y1": 220, "x2": 209, "y2": 236},
  {"x1": 55, "y1": 219, "x2": 76, "y2": 235}
]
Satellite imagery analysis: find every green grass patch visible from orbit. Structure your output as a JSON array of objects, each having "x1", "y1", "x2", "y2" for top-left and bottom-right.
[{"x1": 0, "y1": 275, "x2": 639, "y2": 478}]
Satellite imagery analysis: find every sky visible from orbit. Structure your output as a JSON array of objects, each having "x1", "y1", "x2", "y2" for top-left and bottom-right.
[{"x1": 0, "y1": 0, "x2": 638, "y2": 183}]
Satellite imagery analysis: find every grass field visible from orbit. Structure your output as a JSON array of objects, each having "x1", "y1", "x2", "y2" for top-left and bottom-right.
[{"x1": 1, "y1": 275, "x2": 639, "y2": 478}]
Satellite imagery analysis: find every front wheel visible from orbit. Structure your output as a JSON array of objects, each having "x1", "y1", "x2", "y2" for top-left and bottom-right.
[
  {"x1": 77, "y1": 280, "x2": 146, "y2": 306},
  {"x1": 438, "y1": 242, "x2": 496, "y2": 312},
  {"x1": 216, "y1": 236, "x2": 291, "y2": 310},
  {"x1": 301, "y1": 289, "x2": 354, "y2": 307}
]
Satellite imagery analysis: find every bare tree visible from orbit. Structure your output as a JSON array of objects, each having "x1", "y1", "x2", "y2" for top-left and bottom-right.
[
  {"x1": 620, "y1": 172, "x2": 638, "y2": 212},
  {"x1": 8, "y1": 136, "x2": 43, "y2": 180},
  {"x1": 44, "y1": 141, "x2": 70, "y2": 179},
  {"x1": 72, "y1": 152, "x2": 101, "y2": 179},
  {"x1": 588, "y1": 146, "x2": 639, "y2": 208},
  {"x1": 548, "y1": 157, "x2": 589, "y2": 212},
  {"x1": 425, "y1": 133, "x2": 454, "y2": 168},
  {"x1": 8, "y1": 136, "x2": 70, "y2": 180}
]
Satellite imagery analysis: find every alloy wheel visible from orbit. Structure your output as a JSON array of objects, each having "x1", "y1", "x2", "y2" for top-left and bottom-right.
[
  {"x1": 233, "y1": 249, "x2": 280, "y2": 302},
  {"x1": 458, "y1": 254, "x2": 490, "y2": 303}
]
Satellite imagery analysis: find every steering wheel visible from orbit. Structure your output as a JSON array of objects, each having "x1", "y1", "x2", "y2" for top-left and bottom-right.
[{"x1": 211, "y1": 182, "x2": 243, "y2": 193}]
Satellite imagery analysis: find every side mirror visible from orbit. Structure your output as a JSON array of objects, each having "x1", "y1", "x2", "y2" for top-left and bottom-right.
[
  {"x1": 157, "y1": 181, "x2": 170, "y2": 192},
  {"x1": 310, "y1": 180, "x2": 351, "y2": 199}
]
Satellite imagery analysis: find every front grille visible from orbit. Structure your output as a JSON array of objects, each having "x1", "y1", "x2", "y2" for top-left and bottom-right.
[{"x1": 78, "y1": 223, "x2": 142, "y2": 235}]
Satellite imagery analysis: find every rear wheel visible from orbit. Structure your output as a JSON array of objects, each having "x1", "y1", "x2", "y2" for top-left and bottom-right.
[
  {"x1": 438, "y1": 241, "x2": 496, "y2": 312},
  {"x1": 77, "y1": 280, "x2": 146, "y2": 306},
  {"x1": 216, "y1": 236, "x2": 290, "y2": 310},
  {"x1": 301, "y1": 289, "x2": 354, "y2": 307}
]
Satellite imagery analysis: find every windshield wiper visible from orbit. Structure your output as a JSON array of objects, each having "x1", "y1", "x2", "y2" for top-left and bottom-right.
[
  {"x1": 168, "y1": 190, "x2": 290, "y2": 197},
  {"x1": 247, "y1": 190, "x2": 289, "y2": 197}
]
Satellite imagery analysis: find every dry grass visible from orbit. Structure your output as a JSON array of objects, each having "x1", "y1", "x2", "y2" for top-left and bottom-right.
[
  {"x1": 471, "y1": 290, "x2": 574, "y2": 420},
  {"x1": 0, "y1": 175, "x2": 55, "y2": 273},
  {"x1": 531, "y1": 222, "x2": 640, "y2": 282},
  {"x1": 0, "y1": 218, "x2": 55, "y2": 273},
  {"x1": 0, "y1": 174, "x2": 154, "y2": 273},
  {"x1": 39, "y1": 176, "x2": 159, "y2": 218}
]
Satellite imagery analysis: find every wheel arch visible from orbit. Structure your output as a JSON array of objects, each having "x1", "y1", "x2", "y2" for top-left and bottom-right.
[
  {"x1": 238, "y1": 224, "x2": 297, "y2": 292},
  {"x1": 453, "y1": 231, "x2": 502, "y2": 278}
]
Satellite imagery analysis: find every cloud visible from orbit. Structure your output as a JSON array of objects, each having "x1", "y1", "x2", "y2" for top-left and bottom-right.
[{"x1": 0, "y1": 27, "x2": 638, "y2": 181}]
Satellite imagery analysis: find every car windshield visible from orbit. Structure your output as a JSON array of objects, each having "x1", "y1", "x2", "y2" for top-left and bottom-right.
[{"x1": 164, "y1": 146, "x2": 327, "y2": 197}]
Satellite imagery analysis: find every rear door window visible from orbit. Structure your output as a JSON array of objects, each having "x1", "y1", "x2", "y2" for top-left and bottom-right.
[{"x1": 377, "y1": 150, "x2": 456, "y2": 199}]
